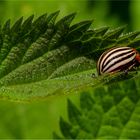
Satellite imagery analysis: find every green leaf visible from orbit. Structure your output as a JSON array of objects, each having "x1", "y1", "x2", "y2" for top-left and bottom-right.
[
  {"x1": 20, "y1": 15, "x2": 34, "y2": 35},
  {"x1": 81, "y1": 30, "x2": 95, "y2": 41},
  {"x1": 59, "y1": 117, "x2": 73, "y2": 138},
  {"x1": 80, "y1": 92, "x2": 95, "y2": 111},
  {"x1": 2, "y1": 19, "x2": 10, "y2": 34},
  {"x1": 127, "y1": 38, "x2": 140, "y2": 49},
  {"x1": 67, "y1": 99, "x2": 81, "y2": 125},
  {"x1": 94, "y1": 26, "x2": 109, "y2": 36},
  {"x1": 103, "y1": 25, "x2": 126, "y2": 39},
  {"x1": 11, "y1": 17, "x2": 23, "y2": 33},
  {"x1": 117, "y1": 31, "x2": 140, "y2": 44},
  {"x1": 65, "y1": 20, "x2": 93, "y2": 42},
  {"x1": 55, "y1": 13, "x2": 76, "y2": 30},
  {"x1": 21, "y1": 11, "x2": 59, "y2": 64},
  {"x1": 0, "y1": 12, "x2": 140, "y2": 102},
  {"x1": 56, "y1": 73, "x2": 140, "y2": 139}
]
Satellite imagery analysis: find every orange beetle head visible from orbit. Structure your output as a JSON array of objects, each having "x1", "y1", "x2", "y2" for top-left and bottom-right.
[{"x1": 133, "y1": 48, "x2": 140, "y2": 63}]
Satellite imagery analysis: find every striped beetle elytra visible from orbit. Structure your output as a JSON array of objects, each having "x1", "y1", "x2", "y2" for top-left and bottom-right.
[{"x1": 97, "y1": 46, "x2": 140, "y2": 75}]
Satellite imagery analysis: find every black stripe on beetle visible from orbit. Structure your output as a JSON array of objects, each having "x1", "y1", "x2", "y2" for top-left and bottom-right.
[{"x1": 97, "y1": 46, "x2": 140, "y2": 75}]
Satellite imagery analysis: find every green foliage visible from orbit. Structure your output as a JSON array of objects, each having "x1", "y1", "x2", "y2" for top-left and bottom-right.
[
  {"x1": 55, "y1": 73, "x2": 140, "y2": 139},
  {"x1": 1, "y1": 11, "x2": 140, "y2": 139},
  {"x1": 0, "y1": 12, "x2": 140, "y2": 101}
]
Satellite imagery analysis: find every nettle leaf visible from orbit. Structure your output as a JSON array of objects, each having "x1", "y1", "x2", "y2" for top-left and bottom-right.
[
  {"x1": 0, "y1": 12, "x2": 140, "y2": 101},
  {"x1": 56, "y1": 72, "x2": 140, "y2": 139},
  {"x1": 103, "y1": 25, "x2": 126, "y2": 39},
  {"x1": 94, "y1": 27, "x2": 109, "y2": 37},
  {"x1": 117, "y1": 31, "x2": 140, "y2": 44},
  {"x1": 65, "y1": 20, "x2": 93, "y2": 42}
]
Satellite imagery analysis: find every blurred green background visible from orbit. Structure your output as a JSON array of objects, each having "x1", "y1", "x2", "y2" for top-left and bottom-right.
[
  {"x1": 1, "y1": 0, "x2": 140, "y2": 31},
  {"x1": 1, "y1": 0, "x2": 140, "y2": 138}
]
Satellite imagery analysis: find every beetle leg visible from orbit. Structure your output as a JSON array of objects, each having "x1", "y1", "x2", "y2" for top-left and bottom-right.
[
  {"x1": 128, "y1": 63, "x2": 136, "y2": 71},
  {"x1": 91, "y1": 73, "x2": 97, "y2": 78}
]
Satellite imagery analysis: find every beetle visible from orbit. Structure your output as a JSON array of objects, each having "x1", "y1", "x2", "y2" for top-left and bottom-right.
[{"x1": 97, "y1": 46, "x2": 140, "y2": 75}]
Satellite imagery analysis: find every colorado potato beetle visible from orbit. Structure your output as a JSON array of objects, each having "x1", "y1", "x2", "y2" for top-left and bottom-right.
[{"x1": 97, "y1": 46, "x2": 140, "y2": 75}]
